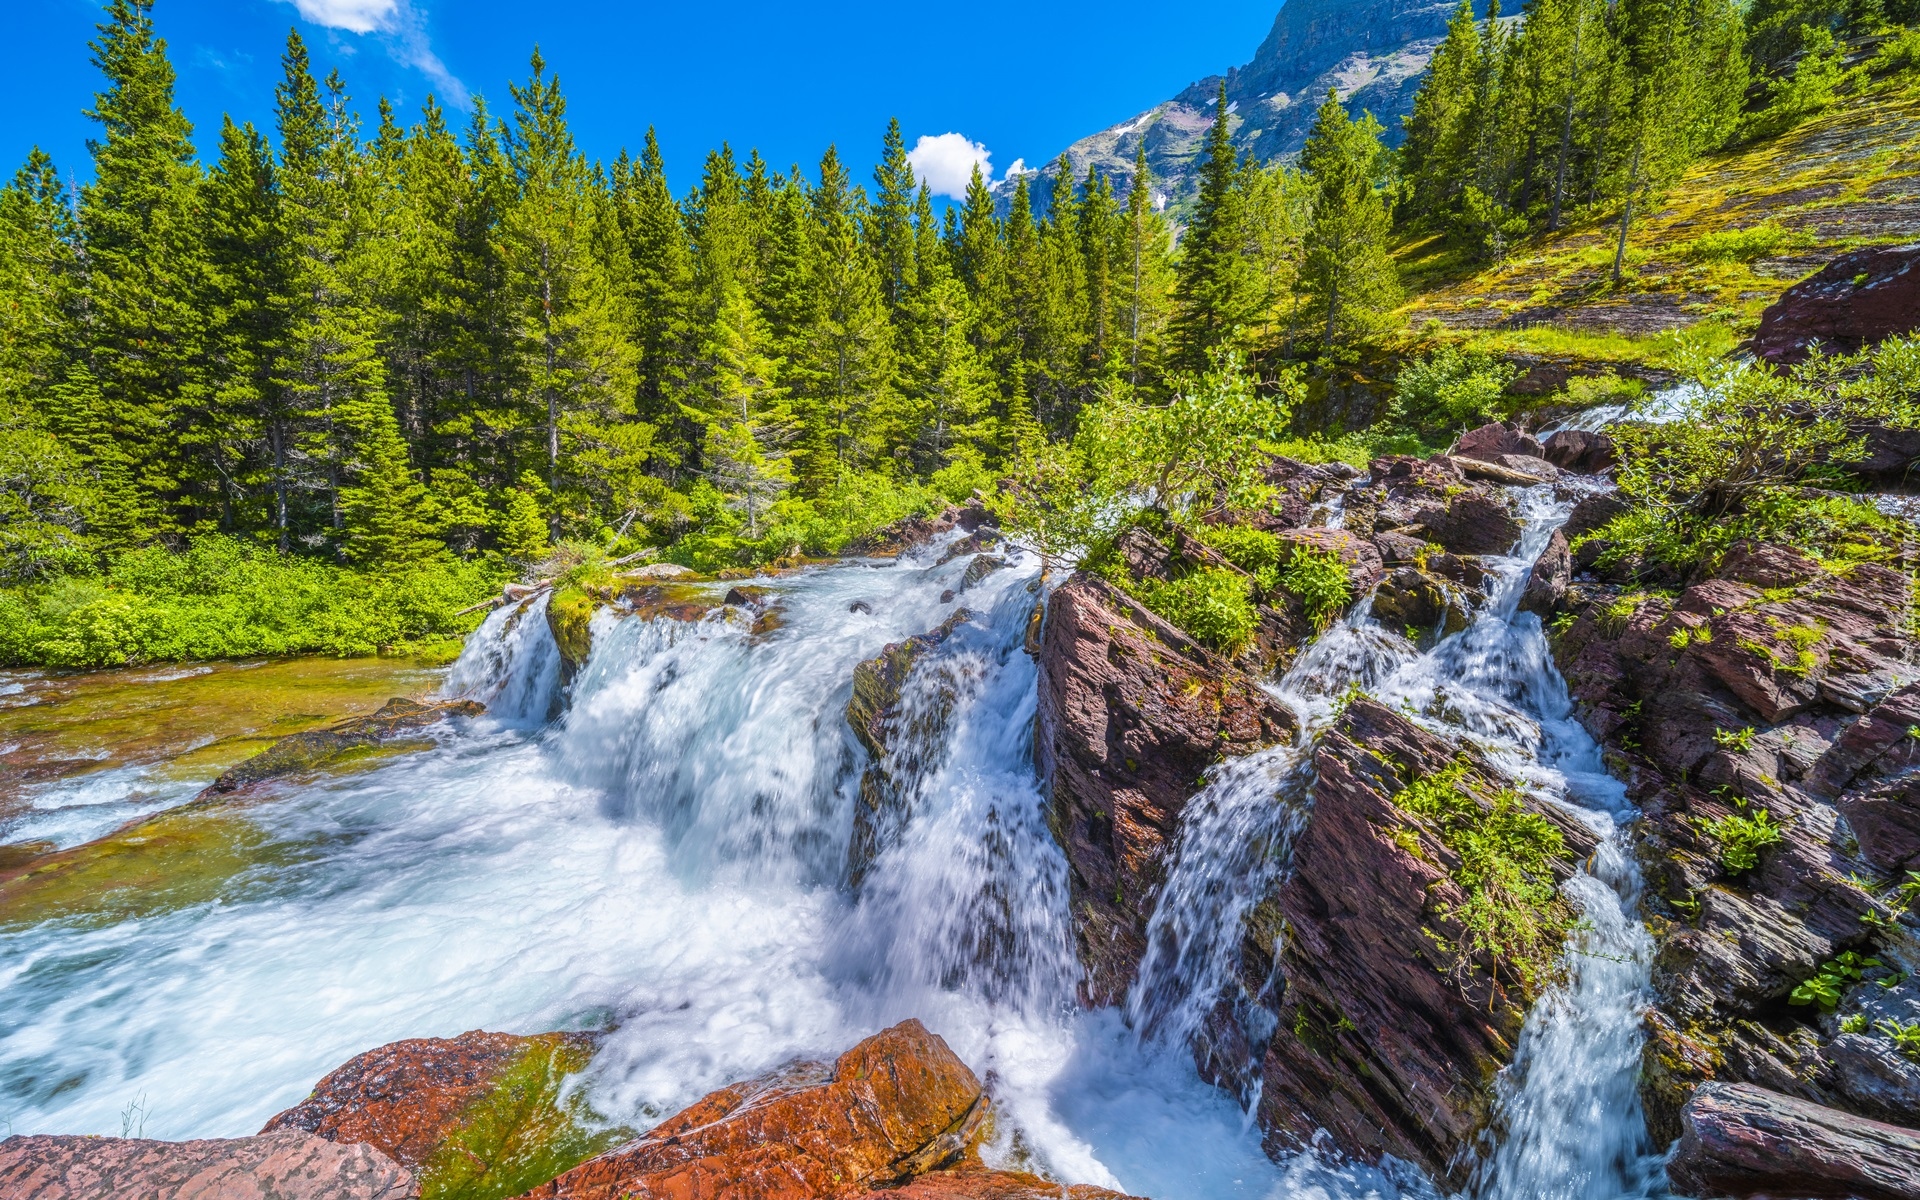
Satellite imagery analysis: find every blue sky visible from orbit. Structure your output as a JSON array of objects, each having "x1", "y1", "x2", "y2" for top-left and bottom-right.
[{"x1": 5, "y1": 0, "x2": 1282, "y2": 199}]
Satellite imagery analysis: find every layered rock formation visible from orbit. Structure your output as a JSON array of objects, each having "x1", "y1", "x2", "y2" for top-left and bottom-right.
[
  {"x1": 0, "y1": 1131, "x2": 415, "y2": 1200},
  {"x1": 1037, "y1": 563, "x2": 1298, "y2": 1005},
  {"x1": 1247, "y1": 700, "x2": 1598, "y2": 1183},
  {"x1": 1668, "y1": 1081, "x2": 1920, "y2": 1200}
]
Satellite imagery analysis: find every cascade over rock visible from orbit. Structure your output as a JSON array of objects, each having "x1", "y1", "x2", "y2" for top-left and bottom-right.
[
  {"x1": 1246, "y1": 699, "x2": 1598, "y2": 1183},
  {"x1": 0, "y1": 1132, "x2": 415, "y2": 1200},
  {"x1": 857, "y1": 1170, "x2": 1147, "y2": 1199},
  {"x1": 518, "y1": 1020, "x2": 989, "y2": 1200},
  {"x1": 1037, "y1": 569, "x2": 1297, "y2": 1005}
]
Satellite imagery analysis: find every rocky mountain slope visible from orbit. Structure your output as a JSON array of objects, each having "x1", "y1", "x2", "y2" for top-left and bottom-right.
[{"x1": 1001, "y1": 0, "x2": 1480, "y2": 209}]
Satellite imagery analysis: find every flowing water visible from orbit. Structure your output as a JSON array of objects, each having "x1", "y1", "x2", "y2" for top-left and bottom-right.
[
  {"x1": 1130, "y1": 481, "x2": 1668, "y2": 1199},
  {"x1": 0, "y1": 484, "x2": 1664, "y2": 1197}
]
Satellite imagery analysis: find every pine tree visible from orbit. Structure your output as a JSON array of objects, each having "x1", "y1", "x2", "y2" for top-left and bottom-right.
[
  {"x1": 1117, "y1": 145, "x2": 1175, "y2": 394},
  {"x1": 1169, "y1": 81, "x2": 1256, "y2": 374},
  {"x1": 1299, "y1": 91, "x2": 1401, "y2": 351},
  {"x1": 701, "y1": 280, "x2": 792, "y2": 536},
  {"x1": 341, "y1": 402, "x2": 443, "y2": 568},
  {"x1": 499, "y1": 49, "x2": 640, "y2": 528},
  {"x1": 613, "y1": 129, "x2": 694, "y2": 452},
  {"x1": 197, "y1": 118, "x2": 286, "y2": 535},
  {"x1": 76, "y1": 0, "x2": 208, "y2": 545},
  {"x1": 870, "y1": 119, "x2": 918, "y2": 315}
]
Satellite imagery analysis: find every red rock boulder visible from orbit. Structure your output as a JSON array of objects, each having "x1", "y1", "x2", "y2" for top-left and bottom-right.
[
  {"x1": 0, "y1": 1132, "x2": 414, "y2": 1200},
  {"x1": 1452, "y1": 421, "x2": 1544, "y2": 463},
  {"x1": 264, "y1": 1029, "x2": 599, "y2": 1170},
  {"x1": 857, "y1": 1169, "x2": 1146, "y2": 1199},
  {"x1": 518, "y1": 1020, "x2": 988, "y2": 1200},
  {"x1": 1542, "y1": 429, "x2": 1618, "y2": 474},
  {"x1": 1751, "y1": 241, "x2": 1920, "y2": 365},
  {"x1": 1037, "y1": 574, "x2": 1296, "y2": 1004}
]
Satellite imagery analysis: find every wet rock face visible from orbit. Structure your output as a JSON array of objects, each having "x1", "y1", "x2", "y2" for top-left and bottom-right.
[
  {"x1": 1037, "y1": 574, "x2": 1296, "y2": 1005},
  {"x1": 1552, "y1": 540, "x2": 1920, "y2": 1141},
  {"x1": 1248, "y1": 700, "x2": 1596, "y2": 1184},
  {"x1": 1453, "y1": 421, "x2": 1544, "y2": 463},
  {"x1": 1543, "y1": 429, "x2": 1618, "y2": 474},
  {"x1": 1751, "y1": 241, "x2": 1920, "y2": 365},
  {"x1": 857, "y1": 1170, "x2": 1146, "y2": 1199},
  {"x1": 264, "y1": 1029, "x2": 597, "y2": 1169},
  {"x1": 846, "y1": 609, "x2": 976, "y2": 889},
  {"x1": 522, "y1": 1020, "x2": 988, "y2": 1200},
  {"x1": 1668, "y1": 1081, "x2": 1920, "y2": 1200},
  {"x1": 1350, "y1": 455, "x2": 1522, "y2": 556},
  {"x1": 202, "y1": 697, "x2": 483, "y2": 798},
  {"x1": 0, "y1": 1131, "x2": 414, "y2": 1200}
]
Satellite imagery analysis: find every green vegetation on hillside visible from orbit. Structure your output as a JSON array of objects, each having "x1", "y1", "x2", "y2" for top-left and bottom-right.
[{"x1": 4, "y1": 0, "x2": 1919, "y2": 667}]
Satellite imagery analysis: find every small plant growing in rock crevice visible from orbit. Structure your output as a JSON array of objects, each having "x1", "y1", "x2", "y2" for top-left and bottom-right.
[
  {"x1": 1788, "y1": 950, "x2": 1881, "y2": 1011},
  {"x1": 1390, "y1": 759, "x2": 1573, "y2": 997},
  {"x1": 1136, "y1": 568, "x2": 1259, "y2": 655},
  {"x1": 1696, "y1": 801, "x2": 1787, "y2": 873},
  {"x1": 1876, "y1": 1018, "x2": 1920, "y2": 1061},
  {"x1": 1713, "y1": 726, "x2": 1756, "y2": 752},
  {"x1": 1281, "y1": 548, "x2": 1353, "y2": 631}
]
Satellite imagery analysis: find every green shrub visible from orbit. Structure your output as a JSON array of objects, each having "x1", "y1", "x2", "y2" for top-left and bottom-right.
[
  {"x1": 1390, "y1": 759, "x2": 1573, "y2": 995},
  {"x1": 1742, "y1": 25, "x2": 1849, "y2": 141},
  {"x1": 1696, "y1": 802, "x2": 1788, "y2": 873},
  {"x1": 1199, "y1": 525, "x2": 1284, "y2": 591},
  {"x1": 1558, "y1": 372, "x2": 1647, "y2": 409},
  {"x1": 1682, "y1": 221, "x2": 1809, "y2": 264},
  {"x1": 0, "y1": 536, "x2": 505, "y2": 668},
  {"x1": 1282, "y1": 547, "x2": 1353, "y2": 628},
  {"x1": 1872, "y1": 25, "x2": 1920, "y2": 74},
  {"x1": 1789, "y1": 950, "x2": 1881, "y2": 1011},
  {"x1": 1138, "y1": 567, "x2": 1259, "y2": 654},
  {"x1": 1393, "y1": 347, "x2": 1521, "y2": 430}
]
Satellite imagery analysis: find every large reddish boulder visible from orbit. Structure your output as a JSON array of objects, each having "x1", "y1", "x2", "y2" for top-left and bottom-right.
[
  {"x1": 1542, "y1": 429, "x2": 1618, "y2": 474},
  {"x1": 1348, "y1": 456, "x2": 1522, "y2": 556},
  {"x1": 519, "y1": 1020, "x2": 987, "y2": 1200},
  {"x1": 857, "y1": 1169, "x2": 1146, "y2": 1199},
  {"x1": 1037, "y1": 574, "x2": 1296, "y2": 1004},
  {"x1": 1751, "y1": 242, "x2": 1920, "y2": 365},
  {"x1": 1667, "y1": 1082, "x2": 1920, "y2": 1200},
  {"x1": 264, "y1": 1029, "x2": 599, "y2": 1170},
  {"x1": 0, "y1": 1132, "x2": 414, "y2": 1200}
]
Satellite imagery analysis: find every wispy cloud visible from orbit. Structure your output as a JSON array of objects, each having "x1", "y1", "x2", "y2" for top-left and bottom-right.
[
  {"x1": 907, "y1": 133, "x2": 994, "y2": 200},
  {"x1": 277, "y1": 0, "x2": 470, "y2": 108}
]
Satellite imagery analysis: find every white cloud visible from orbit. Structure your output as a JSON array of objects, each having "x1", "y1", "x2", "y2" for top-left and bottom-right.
[
  {"x1": 1004, "y1": 158, "x2": 1029, "y2": 178},
  {"x1": 907, "y1": 133, "x2": 994, "y2": 199},
  {"x1": 283, "y1": 0, "x2": 396, "y2": 34},
  {"x1": 277, "y1": 0, "x2": 470, "y2": 108}
]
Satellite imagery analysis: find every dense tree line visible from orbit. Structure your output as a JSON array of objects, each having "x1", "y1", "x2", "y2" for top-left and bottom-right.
[
  {"x1": 1399, "y1": 0, "x2": 1749, "y2": 266},
  {"x1": 0, "y1": 2, "x2": 1416, "y2": 584}
]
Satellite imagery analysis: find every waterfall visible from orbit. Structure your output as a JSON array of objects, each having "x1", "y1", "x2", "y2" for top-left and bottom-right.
[
  {"x1": 443, "y1": 592, "x2": 563, "y2": 724},
  {"x1": 1130, "y1": 481, "x2": 1668, "y2": 1199}
]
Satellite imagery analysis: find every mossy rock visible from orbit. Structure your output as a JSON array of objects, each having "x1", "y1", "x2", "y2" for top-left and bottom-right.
[
  {"x1": 416, "y1": 1033, "x2": 632, "y2": 1200},
  {"x1": 546, "y1": 586, "x2": 599, "y2": 668}
]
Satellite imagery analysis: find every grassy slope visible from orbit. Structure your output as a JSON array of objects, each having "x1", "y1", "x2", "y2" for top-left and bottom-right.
[{"x1": 1391, "y1": 66, "x2": 1920, "y2": 370}]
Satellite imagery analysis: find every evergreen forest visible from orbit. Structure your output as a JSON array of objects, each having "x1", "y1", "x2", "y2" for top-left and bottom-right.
[{"x1": 0, "y1": 0, "x2": 1903, "y2": 666}]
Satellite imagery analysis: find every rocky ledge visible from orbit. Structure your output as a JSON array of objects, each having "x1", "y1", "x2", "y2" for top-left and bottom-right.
[
  {"x1": 202, "y1": 697, "x2": 484, "y2": 797},
  {"x1": 0, "y1": 1020, "x2": 1040, "y2": 1200}
]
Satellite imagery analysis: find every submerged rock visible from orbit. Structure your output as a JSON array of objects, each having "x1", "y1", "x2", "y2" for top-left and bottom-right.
[
  {"x1": 202, "y1": 697, "x2": 483, "y2": 798},
  {"x1": 1248, "y1": 699, "x2": 1597, "y2": 1184},
  {"x1": 0, "y1": 1131, "x2": 414, "y2": 1200},
  {"x1": 846, "y1": 610, "x2": 975, "y2": 889},
  {"x1": 520, "y1": 1019, "x2": 988, "y2": 1200},
  {"x1": 1037, "y1": 574, "x2": 1296, "y2": 1005},
  {"x1": 262, "y1": 1028, "x2": 619, "y2": 1197},
  {"x1": 1667, "y1": 1081, "x2": 1920, "y2": 1200}
]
